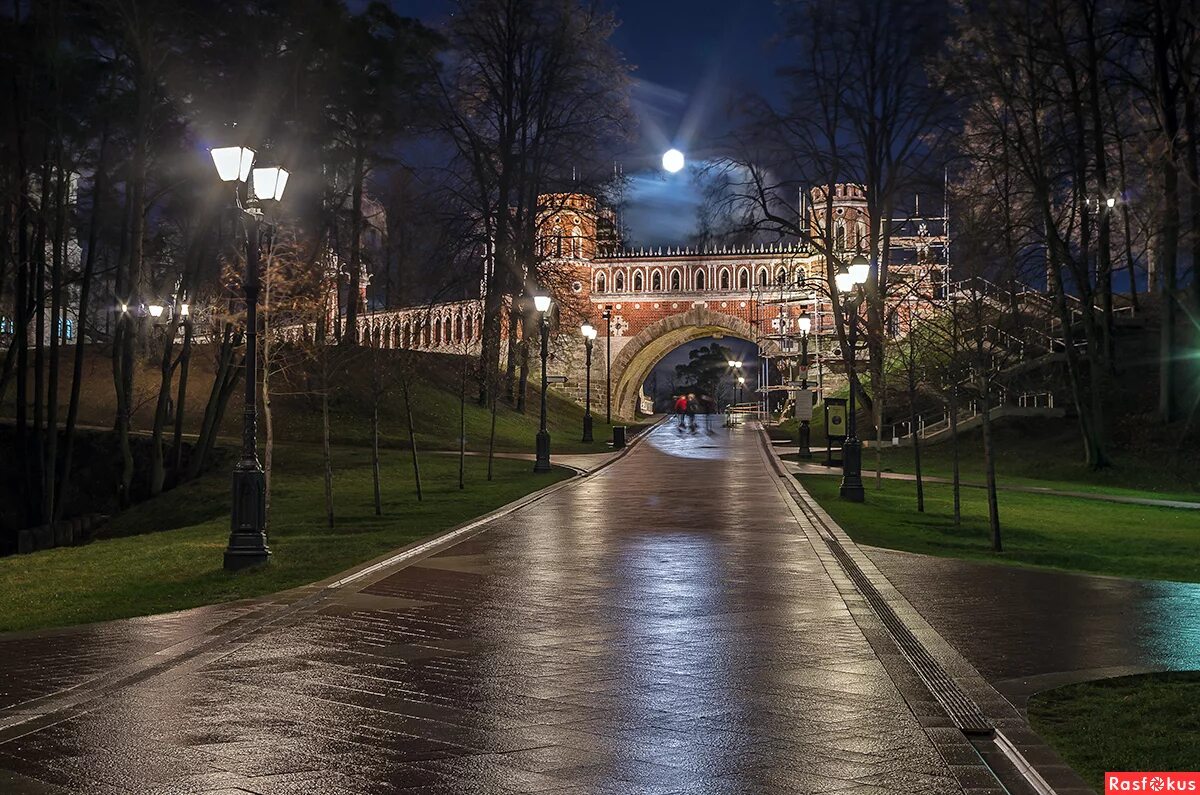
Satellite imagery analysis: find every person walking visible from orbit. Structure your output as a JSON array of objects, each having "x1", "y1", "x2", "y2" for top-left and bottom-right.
[
  {"x1": 674, "y1": 394, "x2": 689, "y2": 429},
  {"x1": 685, "y1": 392, "x2": 698, "y2": 432}
]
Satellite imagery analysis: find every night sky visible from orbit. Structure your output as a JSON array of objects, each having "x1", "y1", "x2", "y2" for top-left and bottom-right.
[
  {"x1": 393, "y1": 0, "x2": 785, "y2": 387},
  {"x1": 395, "y1": 0, "x2": 788, "y2": 245}
]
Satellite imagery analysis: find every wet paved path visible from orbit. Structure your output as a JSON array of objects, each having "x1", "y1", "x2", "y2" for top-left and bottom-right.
[
  {"x1": 0, "y1": 425, "x2": 984, "y2": 794},
  {"x1": 866, "y1": 547, "x2": 1200, "y2": 709}
]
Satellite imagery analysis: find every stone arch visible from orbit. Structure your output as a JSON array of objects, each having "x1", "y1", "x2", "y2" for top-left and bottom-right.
[
  {"x1": 720, "y1": 267, "x2": 730, "y2": 290},
  {"x1": 596, "y1": 271, "x2": 607, "y2": 293},
  {"x1": 614, "y1": 271, "x2": 625, "y2": 292},
  {"x1": 632, "y1": 269, "x2": 644, "y2": 292},
  {"x1": 608, "y1": 306, "x2": 782, "y2": 419},
  {"x1": 738, "y1": 267, "x2": 749, "y2": 289},
  {"x1": 695, "y1": 269, "x2": 705, "y2": 290},
  {"x1": 651, "y1": 270, "x2": 662, "y2": 291},
  {"x1": 670, "y1": 268, "x2": 681, "y2": 290}
]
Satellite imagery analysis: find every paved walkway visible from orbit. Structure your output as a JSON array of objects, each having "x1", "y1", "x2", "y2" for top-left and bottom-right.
[
  {"x1": 0, "y1": 424, "x2": 999, "y2": 794},
  {"x1": 866, "y1": 547, "x2": 1200, "y2": 709}
]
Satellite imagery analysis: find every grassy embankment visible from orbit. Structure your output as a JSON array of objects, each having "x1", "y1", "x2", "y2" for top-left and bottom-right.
[
  {"x1": 798, "y1": 474, "x2": 1200, "y2": 582},
  {"x1": 783, "y1": 416, "x2": 1199, "y2": 502},
  {"x1": 1028, "y1": 672, "x2": 1200, "y2": 790},
  {"x1": 0, "y1": 443, "x2": 572, "y2": 633},
  {"x1": 0, "y1": 347, "x2": 631, "y2": 632}
]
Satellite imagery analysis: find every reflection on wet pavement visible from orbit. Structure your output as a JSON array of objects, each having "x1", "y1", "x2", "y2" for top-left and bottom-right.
[
  {"x1": 0, "y1": 425, "x2": 971, "y2": 794},
  {"x1": 867, "y1": 547, "x2": 1200, "y2": 704}
]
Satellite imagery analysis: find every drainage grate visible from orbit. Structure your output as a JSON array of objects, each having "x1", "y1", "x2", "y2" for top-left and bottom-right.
[{"x1": 762, "y1": 433, "x2": 993, "y2": 735}]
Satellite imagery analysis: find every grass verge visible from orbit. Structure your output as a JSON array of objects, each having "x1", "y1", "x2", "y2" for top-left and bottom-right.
[
  {"x1": 830, "y1": 418, "x2": 1199, "y2": 501},
  {"x1": 0, "y1": 442, "x2": 571, "y2": 633},
  {"x1": 1028, "y1": 671, "x2": 1200, "y2": 789},
  {"x1": 797, "y1": 474, "x2": 1200, "y2": 582}
]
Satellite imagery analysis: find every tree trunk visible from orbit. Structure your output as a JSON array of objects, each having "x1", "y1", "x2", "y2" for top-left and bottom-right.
[
  {"x1": 171, "y1": 319, "x2": 193, "y2": 480},
  {"x1": 402, "y1": 377, "x2": 423, "y2": 501},
  {"x1": 322, "y1": 389, "x2": 334, "y2": 528},
  {"x1": 58, "y1": 130, "x2": 108, "y2": 520},
  {"x1": 343, "y1": 146, "x2": 366, "y2": 345},
  {"x1": 949, "y1": 386, "x2": 961, "y2": 527},
  {"x1": 980, "y1": 380, "x2": 1000, "y2": 552},
  {"x1": 188, "y1": 325, "x2": 242, "y2": 481},
  {"x1": 372, "y1": 403, "x2": 382, "y2": 515},
  {"x1": 458, "y1": 350, "x2": 467, "y2": 490},
  {"x1": 487, "y1": 389, "x2": 499, "y2": 482},
  {"x1": 43, "y1": 156, "x2": 68, "y2": 523},
  {"x1": 909, "y1": 382, "x2": 923, "y2": 513}
]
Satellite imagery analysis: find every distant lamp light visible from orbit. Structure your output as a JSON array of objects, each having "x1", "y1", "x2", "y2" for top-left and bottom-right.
[
  {"x1": 148, "y1": 303, "x2": 165, "y2": 318},
  {"x1": 835, "y1": 267, "x2": 854, "y2": 294},
  {"x1": 119, "y1": 302, "x2": 128, "y2": 314},
  {"x1": 251, "y1": 166, "x2": 290, "y2": 202},
  {"x1": 211, "y1": 146, "x2": 255, "y2": 182},
  {"x1": 662, "y1": 148, "x2": 685, "y2": 173},
  {"x1": 849, "y1": 254, "x2": 870, "y2": 284},
  {"x1": 1106, "y1": 197, "x2": 1117, "y2": 208},
  {"x1": 533, "y1": 294, "x2": 552, "y2": 313},
  {"x1": 798, "y1": 312, "x2": 812, "y2": 335},
  {"x1": 737, "y1": 376, "x2": 746, "y2": 384},
  {"x1": 179, "y1": 303, "x2": 190, "y2": 317}
]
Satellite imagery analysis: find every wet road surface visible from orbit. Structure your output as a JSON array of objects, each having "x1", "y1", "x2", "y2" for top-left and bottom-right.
[
  {"x1": 866, "y1": 547, "x2": 1200, "y2": 708},
  {"x1": 0, "y1": 425, "x2": 985, "y2": 794}
]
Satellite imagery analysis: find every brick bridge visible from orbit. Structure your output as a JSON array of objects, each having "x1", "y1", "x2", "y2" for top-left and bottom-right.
[{"x1": 293, "y1": 187, "x2": 947, "y2": 419}]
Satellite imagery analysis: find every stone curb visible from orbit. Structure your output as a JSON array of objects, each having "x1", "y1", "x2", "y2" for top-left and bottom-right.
[{"x1": 758, "y1": 426, "x2": 1095, "y2": 795}]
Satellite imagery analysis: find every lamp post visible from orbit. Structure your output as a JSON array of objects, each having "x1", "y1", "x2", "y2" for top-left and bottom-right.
[
  {"x1": 581, "y1": 323, "x2": 597, "y2": 442},
  {"x1": 797, "y1": 311, "x2": 812, "y2": 458},
  {"x1": 737, "y1": 375, "x2": 746, "y2": 404},
  {"x1": 211, "y1": 145, "x2": 290, "y2": 570},
  {"x1": 533, "y1": 293, "x2": 553, "y2": 472},
  {"x1": 835, "y1": 254, "x2": 869, "y2": 502},
  {"x1": 727, "y1": 359, "x2": 742, "y2": 408},
  {"x1": 602, "y1": 304, "x2": 613, "y2": 424}
]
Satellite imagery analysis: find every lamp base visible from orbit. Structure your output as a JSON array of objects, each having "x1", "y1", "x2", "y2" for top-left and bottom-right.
[
  {"x1": 797, "y1": 420, "x2": 812, "y2": 459},
  {"x1": 226, "y1": 464, "x2": 270, "y2": 570},
  {"x1": 582, "y1": 414, "x2": 593, "y2": 443},
  {"x1": 534, "y1": 430, "x2": 552, "y2": 472},
  {"x1": 839, "y1": 437, "x2": 865, "y2": 502}
]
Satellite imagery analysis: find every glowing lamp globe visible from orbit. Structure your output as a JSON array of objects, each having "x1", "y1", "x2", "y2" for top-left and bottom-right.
[
  {"x1": 798, "y1": 312, "x2": 812, "y2": 335},
  {"x1": 581, "y1": 323, "x2": 597, "y2": 340},
  {"x1": 835, "y1": 269, "x2": 854, "y2": 294},
  {"x1": 849, "y1": 254, "x2": 870, "y2": 284},
  {"x1": 533, "y1": 294, "x2": 552, "y2": 313},
  {"x1": 251, "y1": 167, "x2": 290, "y2": 202},
  {"x1": 211, "y1": 146, "x2": 255, "y2": 182},
  {"x1": 662, "y1": 149, "x2": 685, "y2": 173}
]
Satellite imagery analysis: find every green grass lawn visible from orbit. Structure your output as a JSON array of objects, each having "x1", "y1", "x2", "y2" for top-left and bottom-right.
[
  {"x1": 1029, "y1": 672, "x2": 1200, "y2": 789},
  {"x1": 831, "y1": 418, "x2": 1200, "y2": 502},
  {"x1": 0, "y1": 442, "x2": 571, "y2": 633},
  {"x1": 797, "y1": 474, "x2": 1200, "y2": 582}
]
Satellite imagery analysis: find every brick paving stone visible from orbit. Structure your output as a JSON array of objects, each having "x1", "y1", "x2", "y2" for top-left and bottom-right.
[{"x1": 0, "y1": 425, "x2": 974, "y2": 793}]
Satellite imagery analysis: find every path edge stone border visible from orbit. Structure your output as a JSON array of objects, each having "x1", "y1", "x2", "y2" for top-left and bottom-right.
[
  {"x1": 759, "y1": 426, "x2": 1096, "y2": 795},
  {"x1": 0, "y1": 420, "x2": 665, "y2": 741}
]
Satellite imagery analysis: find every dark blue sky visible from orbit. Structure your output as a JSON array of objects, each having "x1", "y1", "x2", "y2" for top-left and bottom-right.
[{"x1": 393, "y1": 0, "x2": 788, "y2": 245}]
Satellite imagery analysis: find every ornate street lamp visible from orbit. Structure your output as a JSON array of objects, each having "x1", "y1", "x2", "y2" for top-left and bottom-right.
[
  {"x1": 533, "y1": 293, "x2": 553, "y2": 472},
  {"x1": 737, "y1": 375, "x2": 746, "y2": 404},
  {"x1": 797, "y1": 311, "x2": 812, "y2": 458},
  {"x1": 836, "y1": 254, "x2": 870, "y2": 502},
  {"x1": 210, "y1": 143, "x2": 290, "y2": 570},
  {"x1": 581, "y1": 323, "x2": 597, "y2": 442}
]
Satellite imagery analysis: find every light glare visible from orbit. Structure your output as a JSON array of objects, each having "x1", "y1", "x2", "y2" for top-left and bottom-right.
[{"x1": 662, "y1": 149, "x2": 685, "y2": 173}]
